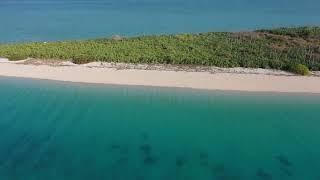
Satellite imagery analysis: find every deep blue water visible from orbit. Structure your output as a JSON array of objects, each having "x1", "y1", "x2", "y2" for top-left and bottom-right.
[
  {"x1": 0, "y1": 76, "x2": 320, "y2": 179},
  {"x1": 0, "y1": 0, "x2": 320, "y2": 43}
]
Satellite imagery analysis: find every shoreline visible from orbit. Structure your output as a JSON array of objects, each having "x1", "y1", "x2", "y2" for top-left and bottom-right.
[{"x1": 1, "y1": 58, "x2": 320, "y2": 94}]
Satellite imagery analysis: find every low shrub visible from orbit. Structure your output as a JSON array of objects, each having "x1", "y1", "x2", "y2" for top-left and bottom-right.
[
  {"x1": 257, "y1": 26, "x2": 320, "y2": 38},
  {"x1": 72, "y1": 54, "x2": 92, "y2": 64},
  {"x1": 288, "y1": 64, "x2": 310, "y2": 76},
  {"x1": 7, "y1": 54, "x2": 28, "y2": 61}
]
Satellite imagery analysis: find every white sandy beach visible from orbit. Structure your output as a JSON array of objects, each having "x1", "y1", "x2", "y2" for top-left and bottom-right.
[{"x1": 1, "y1": 58, "x2": 320, "y2": 93}]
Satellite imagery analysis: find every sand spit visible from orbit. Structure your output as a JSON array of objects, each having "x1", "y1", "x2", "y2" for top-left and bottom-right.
[{"x1": 1, "y1": 58, "x2": 320, "y2": 93}]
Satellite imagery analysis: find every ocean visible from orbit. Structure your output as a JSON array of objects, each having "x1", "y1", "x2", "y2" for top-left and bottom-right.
[
  {"x1": 0, "y1": 76, "x2": 319, "y2": 179},
  {"x1": 0, "y1": 0, "x2": 320, "y2": 43}
]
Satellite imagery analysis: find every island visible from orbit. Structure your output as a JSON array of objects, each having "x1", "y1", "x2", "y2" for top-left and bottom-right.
[{"x1": 0, "y1": 26, "x2": 320, "y2": 93}]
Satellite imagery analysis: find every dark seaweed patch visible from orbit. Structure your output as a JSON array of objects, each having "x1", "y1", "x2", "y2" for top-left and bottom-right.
[
  {"x1": 211, "y1": 164, "x2": 241, "y2": 180},
  {"x1": 31, "y1": 141, "x2": 58, "y2": 170},
  {"x1": 280, "y1": 167, "x2": 293, "y2": 177},
  {"x1": 10, "y1": 136, "x2": 48, "y2": 171},
  {"x1": 116, "y1": 157, "x2": 129, "y2": 165},
  {"x1": 256, "y1": 169, "x2": 272, "y2": 180},
  {"x1": 143, "y1": 156, "x2": 157, "y2": 165},
  {"x1": 275, "y1": 155, "x2": 292, "y2": 167},
  {"x1": 212, "y1": 163, "x2": 226, "y2": 174},
  {"x1": 200, "y1": 152, "x2": 209, "y2": 159},
  {"x1": 215, "y1": 174, "x2": 241, "y2": 180},
  {"x1": 200, "y1": 152, "x2": 210, "y2": 167},
  {"x1": 4, "y1": 104, "x2": 16, "y2": 113},
  {"x1": 110, "y1": 143, "x2": 128, "y2": 154},
  {"x1": 110, "y1": 144, "x2": 121, "y2": 150},
  {"x1": 110, "y1": 156, "x2": 130, "y2": 179},
  {"x1": 0, "y1": 132, "x2": 29, "y2": 165},
  {"x1": 140, "y1": 144, "x2": 152, "y2": 155},
  {"x1": 136, "y1": 175, "x2": 145, "y2": 180},
  {"x1": 120, "y1": 147, "x2": 129, "y2": 154},
  {"x1": 141, "y1": 132, "x2": 149, "y2": 141},
  {"x1": 175, "y1": 156, "x2": 187, "y2": 168},
  {"x1": 200, "y1": 160, "x2": 209, "y2": 167}
]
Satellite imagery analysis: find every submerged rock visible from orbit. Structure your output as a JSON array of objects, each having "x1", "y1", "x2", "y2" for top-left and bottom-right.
[
  {"x1": 275, "y1": 155, "x2": 293, "y2": 167},
  {"x1": 256, "y1": 169, "x2": 272, "y2": 180}
]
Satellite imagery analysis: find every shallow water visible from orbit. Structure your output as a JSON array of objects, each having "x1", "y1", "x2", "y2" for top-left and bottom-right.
[
  {"x1": 0, "y1": 0, "x2": 320, "y2": 43},
  {"x1": 0, "y1": 77, "x2": 320, "y2": 179}
]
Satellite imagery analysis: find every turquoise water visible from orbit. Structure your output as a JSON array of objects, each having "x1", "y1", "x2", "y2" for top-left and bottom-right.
[
  {"x1": 0, "y1": 77, "x2": 320, "y2": 179},
  {"x1": 0, "y1": 0, "x2": 320, "y2": 43}
]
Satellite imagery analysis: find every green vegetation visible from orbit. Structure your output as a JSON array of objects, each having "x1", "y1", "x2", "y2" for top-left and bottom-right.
[
  {"x1": 288, "y1": 64, "x2": 310, "y2": 76},
  {"x1": 6, "y1": 54, "x2": 29, "y2": 61},
  {"x1": 257, "y1": 26, "x2": 320, "y2": 39},
  {"x1": 0, "y1": 26, "x2": 319, "y2": 75}
]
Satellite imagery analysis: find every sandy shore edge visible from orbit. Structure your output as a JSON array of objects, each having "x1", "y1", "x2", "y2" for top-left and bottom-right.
[{"x1": 1, "y1": 58, "x2": 320, "y2": 94}]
